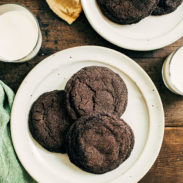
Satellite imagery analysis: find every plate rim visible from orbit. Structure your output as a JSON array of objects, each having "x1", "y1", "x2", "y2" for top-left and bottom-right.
[
  {"x1": 11, "y1": 46, "x2": 165, "y2": 183},
  {"x1": 81, "y1": 0, "x2": 183, "y2": 51}
]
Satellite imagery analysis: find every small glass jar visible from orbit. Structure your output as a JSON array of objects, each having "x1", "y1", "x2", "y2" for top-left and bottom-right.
[
  {"x1": 162, "y1": 46, "x2": 183, "y2": 96},
  {"x1": 0, "y1": 4, "x2": 42, "y2": 63}
]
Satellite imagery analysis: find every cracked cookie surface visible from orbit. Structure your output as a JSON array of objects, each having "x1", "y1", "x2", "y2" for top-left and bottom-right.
[
  {"x1": 29, "y1": 90, "x2": 71, "y2": 153},
  {"x1": 66, "y1": 113, "x2": 134, "y2": 174},
  {"x1": 97, "y1": 0, "x2": 159, "y2": 24},
  {"x1": 152, "y1": 0, "x2": 182, "y2": 15},
  {"x1": 65, "y1": 66, "x2": 128, "y2": 120}
]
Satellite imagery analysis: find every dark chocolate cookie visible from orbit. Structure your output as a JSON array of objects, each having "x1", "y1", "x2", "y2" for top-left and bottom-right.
[
  {"x1": 65, "y1": 66, "x2": 128, "y2": 121},
  {"x1": 29, "y1": 90, "x2": 71, "y2": 153},
  {"x1": 97, "y1": 0, "x2": 159, "y2": 24},
  {"x1": 152, "y1": 0, "x2": 182, "y2": 15},
  {"x1": 66, "y1": 113, "x2": 134, "y2": 174}
]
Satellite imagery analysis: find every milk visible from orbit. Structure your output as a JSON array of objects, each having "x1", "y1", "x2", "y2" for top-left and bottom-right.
[
  {"x1": 170, "y1": 47, "x2": 183, "y2": 93},
  {"x1": 0, "y1": 6, "x2": 41, "y2": 62},
  {"x1": 162, "y1": 46, "x2": 183, "y2": 95}
]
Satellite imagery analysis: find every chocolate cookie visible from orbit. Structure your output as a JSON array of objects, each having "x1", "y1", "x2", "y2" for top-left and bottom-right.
[
  {"x1": 152, "y1": 0, "x2": 182, "y2": 15},
  {"x1": 65, "y1": 66, "x2": 128, "y2": 120},
  {"x1": 97, "y1": 0, "x2": 159, "y2": 24},
  {"x1": 29, "y1": 90, "x2": 71, "y2": 153},
  {"x1": 66, "y1": 113, "x2": 134, "y2": 174}
]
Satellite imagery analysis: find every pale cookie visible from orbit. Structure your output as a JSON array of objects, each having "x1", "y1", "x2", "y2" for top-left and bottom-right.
[{"x1": 46, "y1": 0, "x2": 82, "y2": 24}]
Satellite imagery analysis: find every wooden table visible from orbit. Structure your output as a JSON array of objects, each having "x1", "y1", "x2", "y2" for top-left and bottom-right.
[{"x1": 1, "y1": 1, "x2": 183, "y2": 182}]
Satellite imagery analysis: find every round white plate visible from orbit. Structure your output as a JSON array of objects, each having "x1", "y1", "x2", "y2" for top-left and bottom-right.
[
  {"x1": 81, "y1": 0, "x2": 183, "y2": 51},
  {"x1": 11, "y1": 46, "x2": 164, "y2": 183}
]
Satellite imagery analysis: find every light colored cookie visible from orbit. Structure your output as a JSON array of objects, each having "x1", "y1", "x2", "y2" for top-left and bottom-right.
[{"x1": 46, "y1": 0, "x2": 82, "y2": 24}]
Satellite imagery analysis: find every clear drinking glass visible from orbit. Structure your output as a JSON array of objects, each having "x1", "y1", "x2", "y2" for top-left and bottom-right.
[
  {"x1": 162, "y1": 46, "x2": 183, "y2": 96},
  {"x1": 0, "y1": 4, "x2": 42, "y2": 63}
]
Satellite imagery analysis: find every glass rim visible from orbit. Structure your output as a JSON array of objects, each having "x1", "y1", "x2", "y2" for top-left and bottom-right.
[
  {"x1": 0, "y1": 3, "x2": 41, "y2": 63},
  {"x1": 165, "y1": 46, "x2": 183, "y2": 96}
]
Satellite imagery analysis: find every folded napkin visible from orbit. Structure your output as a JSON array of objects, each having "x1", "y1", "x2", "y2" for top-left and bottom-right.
[{"x1": 0, "y1": 81, "x2": 36, "y2": 183}]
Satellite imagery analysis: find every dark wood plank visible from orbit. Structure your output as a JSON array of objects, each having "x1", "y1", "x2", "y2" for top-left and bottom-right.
[
  {"x1": 140, "y1": 127, "x2": 183, "y2": 183},
  {"x1": 1, "y1": 1, "x2": 183, "y2": 182}
]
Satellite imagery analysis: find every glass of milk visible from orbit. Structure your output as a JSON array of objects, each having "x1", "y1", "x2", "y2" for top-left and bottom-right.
[
  {"x1": 162, "y1": 46, "x2": 183, "y2": 96},
  {"x1": 0, "y1": 4, "x2": 42, "y2": 63}
]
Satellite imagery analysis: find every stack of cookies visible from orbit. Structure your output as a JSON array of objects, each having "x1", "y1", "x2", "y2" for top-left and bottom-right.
[
  {"x1": 29, "y1": 66, "x2": 134, "y2": 174},
  {"x1": 97, "y1": 0, "x2": 183, "y2": 24}
]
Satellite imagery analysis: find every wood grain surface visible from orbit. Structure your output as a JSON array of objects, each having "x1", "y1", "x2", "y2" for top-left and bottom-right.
[{"x1": 0, "y1": 0, "x2": 183, "y2": 182}]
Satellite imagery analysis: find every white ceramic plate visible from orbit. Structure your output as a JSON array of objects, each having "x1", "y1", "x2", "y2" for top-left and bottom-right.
[
  {"x1": 11, "y1": 46, "x2": 164, "y2": 183},
  {"x1": 81, "y1": 0, "x2": 183, "y2": 51}
]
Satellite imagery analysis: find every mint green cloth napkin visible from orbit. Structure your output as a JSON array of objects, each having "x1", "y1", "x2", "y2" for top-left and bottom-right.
[{"x1": 0, "y1": 81, "x2": 36, "y2": 183}]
